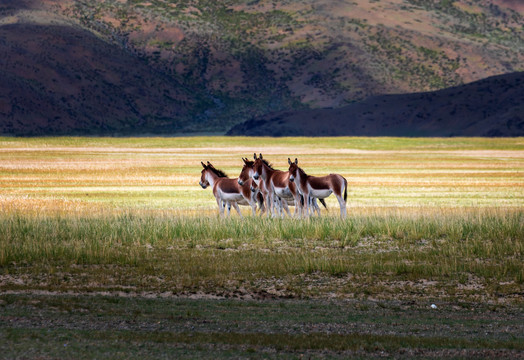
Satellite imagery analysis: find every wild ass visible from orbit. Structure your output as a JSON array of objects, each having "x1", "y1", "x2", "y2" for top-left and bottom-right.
[
  {"x1": 252, "y1": 153, "x2": 304, "y2": 217},
  {"x1": 199, "y1": 161, "x2": 263, "y2": 217},
  {"x1": 239, "y1": 156, "x2": 325, "y2": 217},
  {"x1": 287, "y1": 158, "x2": 347, "y2": 218},
  {"x1": 238, "y1": 157, "x2": 268, "y2": 216},
  {"x1": 238, "y1": 157, "x2": 302, "y2": 217}
]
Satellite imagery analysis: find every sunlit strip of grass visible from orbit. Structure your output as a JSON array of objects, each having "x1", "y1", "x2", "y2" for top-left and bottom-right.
[
  {"x1": 1, "y1": 136, "x2": 523, "y2": 150},
  {"x1": 1, "y1": 208, "x2": 522, "y2": 245}
]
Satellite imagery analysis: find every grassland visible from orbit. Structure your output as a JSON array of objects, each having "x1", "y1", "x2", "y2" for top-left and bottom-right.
[
  {"x1": 2, "y1": 294, "x2": 523, "y2": 359},
  {"x1": 1, "y1": 136, "x2": 523, "y2": 358}
]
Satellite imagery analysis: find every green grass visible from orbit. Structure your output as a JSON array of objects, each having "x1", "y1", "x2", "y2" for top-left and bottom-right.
[
  {"x1": 1, "y1": 209, "x2": 522, "y2": 300},
  {"x1": 1, "y1": 294, "x2": 523, "y2": 359}
]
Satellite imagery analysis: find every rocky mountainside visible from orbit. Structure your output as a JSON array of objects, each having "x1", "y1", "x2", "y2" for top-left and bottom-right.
[
  {"x1": 0, "y1": 0, "x2": 523, "y2": 135},
  {"x1": 227, "y1": 72, "x2": 524, "y2": 136}
]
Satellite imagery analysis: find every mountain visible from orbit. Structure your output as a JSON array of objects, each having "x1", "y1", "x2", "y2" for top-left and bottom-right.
[
  {"x1": 0, "y1": 0, "x2": 523, "y2": 135},
  {"x1": 227, "y1": 72, "x2": 524, "y2": 136},
  {"x1": 0, "y1": 1, "x2": 207, "y2": 135}
]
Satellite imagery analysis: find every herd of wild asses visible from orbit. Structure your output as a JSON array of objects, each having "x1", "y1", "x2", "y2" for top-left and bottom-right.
[{"x1": 200, "y1": 154, "x2": 347, "y2": 218}]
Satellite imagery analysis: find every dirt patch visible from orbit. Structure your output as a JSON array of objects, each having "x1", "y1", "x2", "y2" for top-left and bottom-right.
[{"x1": 496, "y1": 0, "x2": 524, "y2": 14}]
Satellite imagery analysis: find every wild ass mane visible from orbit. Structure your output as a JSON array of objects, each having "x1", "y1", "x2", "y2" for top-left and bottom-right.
[
  {"x1": 208, "y1": 165, "x2": 228, "y2": 178},
  {"x1": 261, "y1": 159, "x2": 274, "y2": 170}
]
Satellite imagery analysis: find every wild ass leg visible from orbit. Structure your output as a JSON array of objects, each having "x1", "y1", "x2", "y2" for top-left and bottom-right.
[
  {"x1": 337, "y1": 177, "x2": 348, "y2": 218},
  {"x1": 292, "y1": 194, "x2": 301, "y2": 218},
  {"x1": 258, "y1": 195, "x2": 266, "y2": 216},
  {"x1": 311, "y1": 198, "x2": 318, "y2": 216},
  {"x1": 266, "y1": 191, "x2": 275, "y2": 218},
  {"x1": 311, "y1": 198, "x2": 321, "y2": 216},
  {"x1": 274, "y1": 195, "x2": 282, "y2": 218},
  {"x1": 231, "y1": 202, "x2": 243, "y2": 218},
  {"x1": 336, "y1": 194, "x2": 347, "y2": 218},
  {"x1": 250, "y1": 192, "x2": 257, "y2": 216},
  {"x1": 275, "y1": 196, "x2": 285, "y2": 218},
  {"x1": 281, "y1": 198, "x2": 291, "y2": 218},
  {"x1": 315, "y1": 199, "x2": 322, "y2": 216},
  {"x1": 216, "y1": 197, "x2": 225, "y2": 217},
  {"x1": 258, "y1": 195, "x2": 267, "y2": 217},
  {"x1": 301, "y1": 191, "x2": 312, "y2": 217},
  {"x1": 265, "y1": 192, "x2": 272, "y2": 217},
  {"x1": 307, "y1": 196, "x2": 315, "y2": 217}
]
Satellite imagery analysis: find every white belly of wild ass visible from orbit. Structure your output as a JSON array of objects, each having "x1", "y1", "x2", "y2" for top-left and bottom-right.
[
  {"x1": 220, "y1": 192, "x2": 245, "y2": 202},
  {"x1": 308, "y1": 186, "x2": 333, "y2": 199},
  {"x1": 274, "y1": 187, "x2": 293, "y2": 199}
]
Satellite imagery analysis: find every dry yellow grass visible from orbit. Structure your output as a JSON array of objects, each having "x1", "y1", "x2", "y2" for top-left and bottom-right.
[{"x1": 1, "y1": 137, "x2": 523, "y2": 215}]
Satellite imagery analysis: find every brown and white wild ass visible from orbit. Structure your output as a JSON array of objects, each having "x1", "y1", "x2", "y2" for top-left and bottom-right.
[
  {"x1": 238, "y1": 157, "x2": 268, "y2": 216},
  {"x1": 238, "y1": 157, "x2": 291, "y2": 216},
  {"x1": 252, "y1": 153, "x2": 304, "y2": 217},
  {"x1": 199, "y1": 161, "x2": 263, "y2": 217},
  {"x1": 287, "y1": 158, "x2": 347, "y2": 218},
  {"x1": 240, "y1": 156, "x2": 325, "y2": 217}
]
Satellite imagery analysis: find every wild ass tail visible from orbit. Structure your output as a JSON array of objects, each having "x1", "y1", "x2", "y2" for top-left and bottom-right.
[
  {"x1": 257, "y1": 192, "x2": 265, "y2": 211},
  {"x1": 319, "y1": 198, "x2": 327, "y2": 209},
  {"x1": 343, "y1": 178, "x2": 347, "y2": 202}
]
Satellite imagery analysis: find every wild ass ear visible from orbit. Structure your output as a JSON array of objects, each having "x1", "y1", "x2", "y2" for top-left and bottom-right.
[
  {"x1": 259, "y1": 153, "x2": 263, "y2": 159},
  {"x1": 288, "y1": 158, "x2": 292, "y2": 165},
  {"x1": 253, "y1": 153, "x2": 257, "y2": 160},
  {"x1": 295, "y1": 158, "x2": 298, "y2": 164},
  {"x1": 207, "y1": 161, "x2": 213, "y2": 168},
  {"x1": 201, "y1": 161, "x2": 207, "y2": 168}
]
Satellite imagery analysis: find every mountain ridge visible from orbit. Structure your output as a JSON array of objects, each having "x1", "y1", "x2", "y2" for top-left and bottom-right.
[
  {"x1": 227, "y1": 72, "x2": 524, "y2": 137},
  {"x1": 0, "y1": 0, "x2": 523, "y2": 135}
]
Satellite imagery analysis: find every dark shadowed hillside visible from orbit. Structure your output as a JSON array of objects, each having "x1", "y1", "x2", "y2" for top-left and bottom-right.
[
  {"x1": 227, "y1": 72, "x2": 524, "y2": 137},
  {"x1": 0, "y1": 21, "x2": 205, "y2": 135}
]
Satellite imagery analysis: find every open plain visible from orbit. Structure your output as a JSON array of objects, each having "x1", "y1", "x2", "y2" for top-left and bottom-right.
[{"x1": 0, "y1": 136, "x2": 523, "y2": 358}]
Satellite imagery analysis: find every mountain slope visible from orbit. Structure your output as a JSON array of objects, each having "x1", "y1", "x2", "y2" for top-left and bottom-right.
[
  {"x1": 0, "y1": 0, "x2": 523, "y2": 135},
  {"x1": 60, "y1": 0, "x2": 524, "y2": 109},
  {"x1": 227, "y1": 72, "x2": 524, "y2": 137},
  {"x1": 0, "y1": 1, "x2": 212, "y2": 135},
  {"x1": 0, "y1": 20, "x2": 202, "y2": 135}
]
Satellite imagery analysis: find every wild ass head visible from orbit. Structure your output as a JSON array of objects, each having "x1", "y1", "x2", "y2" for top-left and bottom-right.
[
  {"x1": 288, "y1": 158, "x2": 299, "y2": 182},
  {"x1": 238, "y1": 157, "x2": 254, "y2": 186},
  {"x1": 199, "y1": 161, "x2": 210, "y2": 189},
  {"x1": 199, "y1": 161, "x2": 227, "y2": 189},
  {"x1": 253, "y1": 153, "x2": 274, "y2": 181}
]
